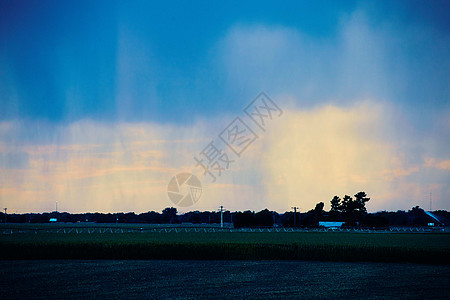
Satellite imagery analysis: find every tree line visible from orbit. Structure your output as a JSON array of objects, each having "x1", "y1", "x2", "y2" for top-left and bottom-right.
[{"x1": 1, "y1": 192, "x2": 448, "y2": 227}]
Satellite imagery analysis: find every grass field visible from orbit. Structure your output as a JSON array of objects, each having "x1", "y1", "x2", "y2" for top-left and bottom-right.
[
  {"x1": 2, "y1": 225, "x2": 449, "y2": 298},
  {"x1": 1, "y1": 224, "x2": 449, "y2": 264},
  {"x1": 1, "y1": 260, "x2": 450, "y2": 299}
]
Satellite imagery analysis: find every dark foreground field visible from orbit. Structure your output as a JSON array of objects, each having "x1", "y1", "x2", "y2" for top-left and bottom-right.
[
  {"x1": 1, "y1": 260, "x2": 449, "y2": 299},
  {"x1": 1, "y1": 229, "x2": 449, "y2": 264},
  {"x1": 1, "y1": 229, "x2": 449, "y2": 298}
]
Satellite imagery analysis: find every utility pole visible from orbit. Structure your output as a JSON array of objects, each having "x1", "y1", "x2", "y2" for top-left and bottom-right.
[
  {"x1": 56, "y1": 201, "x2": 58, "y2": 213},
  {"x1": 3, "y1": 208, "x2": 6, "y2": 224},
  {"x1": 220, "y1": 205, "x2": 224, "y2": 228},
  {"x1": 292, "y1": 207, "x2": 298, "y2": 228}
]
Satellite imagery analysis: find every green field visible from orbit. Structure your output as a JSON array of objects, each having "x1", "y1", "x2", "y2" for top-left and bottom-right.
[
  {"x1": 2, "y1": 225, "x2": 450, "y2": 298},
  {"x1": 1, "y1": 224, "x2": 449, "y2": 264}
]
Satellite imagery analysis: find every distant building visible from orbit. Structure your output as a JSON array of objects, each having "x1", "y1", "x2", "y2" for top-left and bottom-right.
[
  {"x1": 424, "y1": 211, "x2": 443, "y2": 226},
  {"x1": 319, "y1": 221, "x2": 344, "y2": 228},
  {"x1": 49, "y1": 218, "x2": 57, "y2": 222}
]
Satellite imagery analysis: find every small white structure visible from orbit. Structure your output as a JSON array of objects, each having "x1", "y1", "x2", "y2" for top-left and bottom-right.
[
  {"x1": 49, "y1": 218, "x2": 57, "y2": 222},
  {"x1": 319, "y1": 221, "x2": 344, "y2": 228}
]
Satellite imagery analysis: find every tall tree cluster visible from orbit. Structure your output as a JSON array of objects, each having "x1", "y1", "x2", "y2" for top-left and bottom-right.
[{"x1": 329, "y1": 192, "x2": 370, "y2": 224}]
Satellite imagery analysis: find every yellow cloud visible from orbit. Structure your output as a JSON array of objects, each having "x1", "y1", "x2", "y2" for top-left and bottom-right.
[
  {"x1": 261, "y1": 101, "x2": 413, "y2": 212},
  {"x1": 1, "y1": 103, "x2": 448, "y2": 213}
]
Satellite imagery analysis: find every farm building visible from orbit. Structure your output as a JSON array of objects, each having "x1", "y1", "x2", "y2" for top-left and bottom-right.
[
  {"x1": 424, "y1": 211, "x2": 444, "y2": 227},
  {"x1": 319, "y1": 221, "x2": 344, "y2": 228}
]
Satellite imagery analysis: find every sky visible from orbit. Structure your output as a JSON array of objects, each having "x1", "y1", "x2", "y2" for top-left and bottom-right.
[{"x1": 0, "y1": 0, "x2": 449, "y2": 214}]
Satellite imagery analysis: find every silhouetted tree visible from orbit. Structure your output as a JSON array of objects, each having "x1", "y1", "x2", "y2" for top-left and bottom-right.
[
  {"x1": 234, "y1": 210, "x2": 255, "y2": 228},
  {"x1": 162, "y1": 207, "x2": 178, "y2": 224},
  {"x1": 255, "y1": 209, "x2": 274, "y2": 227},
  {"x1": 341, "y1": 195, "x2": 354, "y2": 221},
  {"x1": 314, "y1": 202, "x2": 324, "y2": 215},
  {"x1": 354, "y1": 191, "x2": 370, "y2": 214},
  {"x1": 234, "y1": 209, "x2": 275, "y2": 227},
  {"x1": 302, "y1": 202, "x2": 325, "y2": 227},
  {"x1": 361, "y1": 213, "x2": 389, "y2": 228},
  {"x1": 330, "y1": 196, "x2": 341, "y2": 213},
  {"x1": 280, "y1": 211, "x2": 294, "y2": 227},
  {"x1": 334, "y1": 192, "x2": 371, "y2": 225},
  {"x1": 141, "y1": 211, "x2": 162, "y2": 223},
  {"x1": 408, "y1": 206, "x2": 427, "y2": 226}
]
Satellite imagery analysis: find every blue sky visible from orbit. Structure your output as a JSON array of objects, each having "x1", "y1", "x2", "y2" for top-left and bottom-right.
[
  {"x1": 2, "y1": 0, "x2": 448, "y2": 123},
  {"x1": 0, "y1": 0, "x2": 449, "y2": 213}
]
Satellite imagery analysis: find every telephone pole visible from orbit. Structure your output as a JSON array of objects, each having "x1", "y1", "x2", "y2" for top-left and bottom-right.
[
  {"x1": 292, "y1": 207, "x2": 299, "y2": 228},
  {"x1": 3, "y1": 208, "x2": 6, "y2": 224},
  {"x1": 220, "y1": 205, "x2": 224, "y2": 228}
]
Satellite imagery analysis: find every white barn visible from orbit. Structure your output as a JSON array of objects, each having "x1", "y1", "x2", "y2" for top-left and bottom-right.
[{"x1": 319, "y1": 221, "x2": 344, "y2": 228}]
